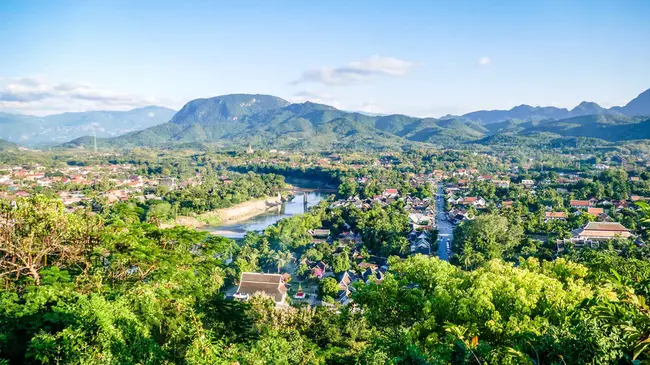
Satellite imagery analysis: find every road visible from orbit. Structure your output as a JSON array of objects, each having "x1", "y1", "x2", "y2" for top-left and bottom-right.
[{"x1": 435, "y1": 183, "x2": 454, "y2": 261}]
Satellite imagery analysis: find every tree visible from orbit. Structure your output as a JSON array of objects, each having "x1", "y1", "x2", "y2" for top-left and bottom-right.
[
  {"x1": 452, "y1": 214, "x2": 523, "y2": 268},
  {"x1": 331, "y1": 252, "x2": 350, "y2": 274},
  {"x1": 319, "y1": 277, "x2": 339, "y2": 300},
  {"x1": 145, "y1": 200, "x2": 172, "y2": 226},
  {"x1": 0, "y1": 196, "x2": 101, "y2": 285},
  {"x1": 269, "y1": 250, "x2": 294, "y2": 273}
]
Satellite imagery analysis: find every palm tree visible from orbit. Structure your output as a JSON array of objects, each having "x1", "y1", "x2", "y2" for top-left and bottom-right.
[
  {"x1": 636, "y1": 202, "x2": 650, "y2": 225},
  {"x1": 272, "y1": 250, "x2": 294, "y2": 273}
]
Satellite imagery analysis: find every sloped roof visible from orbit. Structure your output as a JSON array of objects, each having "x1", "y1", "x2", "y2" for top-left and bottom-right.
[
  {"x1": 237, "y1": 273, "x2": 287, "y2": 303},
  {"x1": 584, "y1": 222, "x2": 629, "y2": 232},
  {"x1": 545, "y1": 212, "x2": 567, "y2": 218},
  {"x1": 571, "y1": 200, "x2": 590, "y2": 206}
]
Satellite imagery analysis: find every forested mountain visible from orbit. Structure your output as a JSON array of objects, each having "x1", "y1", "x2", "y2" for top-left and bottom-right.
[
  {"x1": 65, "y1": 97, "x2": 494, "y2": 150},
  {"x1": 617, "y1": 87, "x2": 650, "y2": 116},
  {"x1": 63, "y1": 88, "x2": 650, "y2": 150},
  {"x1": 461, "y1": 87, "x2": 650, "y2": 124},
  {"x1": 0, "y1": 106, "x2": 176, "y2": 146},
  {"x1": 462, "y1": 105, "x2": 570, "y2": 125},
  {"x1": 0, "y1": 138, "x2": 17, "y2": 151}
]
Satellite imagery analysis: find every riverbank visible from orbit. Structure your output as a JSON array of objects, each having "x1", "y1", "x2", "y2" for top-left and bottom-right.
[{"x1": 163, "y1": 194, "x2": 284, "y2": 229}]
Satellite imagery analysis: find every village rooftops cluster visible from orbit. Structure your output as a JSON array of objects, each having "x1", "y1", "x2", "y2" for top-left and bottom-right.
[{"x1": 0, "y1": 163, "x2": 208, "y2": 210}]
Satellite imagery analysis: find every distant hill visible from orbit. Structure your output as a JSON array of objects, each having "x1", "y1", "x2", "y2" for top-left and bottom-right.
[
  {"x1": 66, "y1": 95, "x2": 483, "y2": 150},
  {"x1": 64, "y1": 87, "x2": 650, "y2": 150},
  {"x1": 520, "y1": 114, "x2": 650, "y2": 141},
  {"x1": 570, "y1": 101, "x2": 610, "y2": 117},
  {"x1": 0, "y1": 138, "x2": 17, "y2": 151},
  {"x1": 0, "y1": 106, "x2": 176, "y2": 146},
  {"x1": 462, "y1": 105, "x2": 570, "y2": 125},
  {"x1": 618, "y1": 87, "x2": 650, "y2": 116},
  {"x1": 461, "y1": 87, "x2": 650, "y2": 125}
]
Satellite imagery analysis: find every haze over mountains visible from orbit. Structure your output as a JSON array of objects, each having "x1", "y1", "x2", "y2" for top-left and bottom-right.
[
  {"x1": 0, "y1": 106, "x2": 176, "y2": 146},
  {"x1": 3, "y1": 87, "x2": 649, "y2": 149}
]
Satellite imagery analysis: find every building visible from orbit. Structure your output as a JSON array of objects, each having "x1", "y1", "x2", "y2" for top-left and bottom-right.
[
  {"x1": 521, "y1": 179, "x2": 535, "y2": 188},
  {"x1": 545, "y1": 212, "x2": 567, "y2": 221},
  {"x1": 382, "y1": 188, "x2": 399, "y2": 198},
  {"x1": 574, "y1": 222, "x2": 633, "y2": 241},
  {"x1": 234, "y1": 273, "x2": 287, "y2": 305},
  {"x1": 587, "y1": 207, "x2": 604, "y2": 216},
  {"x1": 570, "y1": 200, "x2": 591, "y2": 209}
]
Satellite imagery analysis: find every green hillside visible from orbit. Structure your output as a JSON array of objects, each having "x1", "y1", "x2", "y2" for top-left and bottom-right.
[
  {"x1": 63, "y1": 93, "x2": 650, "y2": 150},
  {"x1": 0, "y1": 138, "x2": 17, "y2": 151}
]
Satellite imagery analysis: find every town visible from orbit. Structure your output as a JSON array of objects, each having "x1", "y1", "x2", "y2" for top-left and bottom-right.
[{"x1": 2, "y1": 149, "x2": 648, "y2": 310}]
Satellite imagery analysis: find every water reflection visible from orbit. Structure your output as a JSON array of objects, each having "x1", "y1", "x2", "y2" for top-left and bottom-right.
[{"x1": 203, "y1": 191, "x2": 325, "y2": 238}]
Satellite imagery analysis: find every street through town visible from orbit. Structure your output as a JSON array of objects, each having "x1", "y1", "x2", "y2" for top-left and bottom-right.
[{"x1": 435, "y1": 182, "x2": 454, "y2": 261}]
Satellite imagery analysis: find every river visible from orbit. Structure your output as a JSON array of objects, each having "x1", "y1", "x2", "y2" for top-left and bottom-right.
[{"x1": 202, "y1": 190, "x2": 326, "y2": 238}]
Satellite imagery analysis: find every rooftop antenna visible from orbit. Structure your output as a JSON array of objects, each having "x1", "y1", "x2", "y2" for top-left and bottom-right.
[{"x1": 93, "y1": 132, "x2": 97, "y2": 153}]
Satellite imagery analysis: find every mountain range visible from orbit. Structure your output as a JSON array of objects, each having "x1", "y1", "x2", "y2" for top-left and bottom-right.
[
  {"x1": 0, "y1": 106, "x2": 176, "y2": 146},
  {"x1": 459, "y1": 88, "x2": 650, "y2": 124},
  {"x1": 2, "y1": 87, "x2": 648, "y2": 150},
  {"x1": 60, "y1": 87, "x2": 650, "y2": 150}
]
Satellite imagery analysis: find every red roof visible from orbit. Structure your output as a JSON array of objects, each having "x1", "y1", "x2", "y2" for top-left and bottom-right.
[
  {"x1": 587, "y1": 207, "x2": 604, "y2": 215},
  {"x1": 384, "y1": 189, "x2": 398, "y2": 194},
  {"x1": 545, "y1": 212, "x2": 567, "y2": 218},
  {"x1": 570, "y1": 200, "x2": 590, "y2": 207}
]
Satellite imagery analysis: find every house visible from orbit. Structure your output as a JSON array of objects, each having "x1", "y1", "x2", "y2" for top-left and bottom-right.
[
  {"x1": 234, "y1": 273, "x2": 287, "y2": 305},
  {"x1": 574, "y1": 222, "x2": 633, "y2": 241},
  {"x1": 463, "y1": 196, "x2": 486, "y2": 208},
  {"x1": 301, "y1": 260, "x2": 328, "y2": 279},
  {"x1": 492, "y1": 180, "x2": 510, "y2": 188},
  {"x1": 597, "y1": 213, "x2": 613, "y2": 222},
  {"x1": 521, "y1": 179, "x2": 535, "y2": 188},
  {"x1": 594, "y1": 164, "x2": 609, "y2": 170},
  {"x1": 362, "y1": 267, "x2": 385, "y2": 284},
  {"x1": 410, "y1": 231, "x2": 431, "y2": 255},
  {"x1": 383, "y1": 188, "x2": 399, "y2": 198},
  {"x1": 309, "y1": 229, "x2": 331, "y2": 243},
  {"x1": 630, "y1": 195, "x2": 644, "y2": 202},
  {"x1": 408, "y1": 212, "x2": 433, "y2": 226},
  {"x1": 449, "y1": 208, "x2": 472, "y2": 224},
  {"x1": 545, "y1": 212, "x2": 567, "y2": 221},
  {"x1": 587, "y1": 207, "x2": 604, "y2": 216},
  {"x1": 612, "y1": 200, "x2": 629, "y2": 210},
  {"x1": 338, "y1": 231, "x2": 362, "y2": 246},
  {"x1": 448, "y1": 196, "x2": 464, "y2": 205},
  {"x1": 570, "y1": 200, "x2": 591, "y2": 209},
  {"x1": 337, "y1": 271, "x2": 357, "y2": 291}
]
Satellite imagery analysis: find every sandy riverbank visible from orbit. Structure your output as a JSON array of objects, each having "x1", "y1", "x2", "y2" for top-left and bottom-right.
[{"x1": 162, "y1": 194, "x2": 284, "y2": 229}]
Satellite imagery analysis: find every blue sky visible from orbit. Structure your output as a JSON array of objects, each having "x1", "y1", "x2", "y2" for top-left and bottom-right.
[{"x1": 1, "y1": 0, "x2": 649, "y2": 116}]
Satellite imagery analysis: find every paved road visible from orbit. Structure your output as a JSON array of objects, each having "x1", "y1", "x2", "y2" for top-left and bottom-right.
[{"x1": 435, "y1": 183, "x2": 454, "y2": 261}]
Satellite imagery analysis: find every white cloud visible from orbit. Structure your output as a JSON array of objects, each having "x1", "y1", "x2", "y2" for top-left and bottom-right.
[
  {"x1": 0, "y1": 77, "x2": 173, "y2": 115},
  {"x1": 478, "y1": 57, "x2": 491, "y2": 66},
  {"x1": 292, "y1": 55, "x2": 414, "y2": 85}
]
